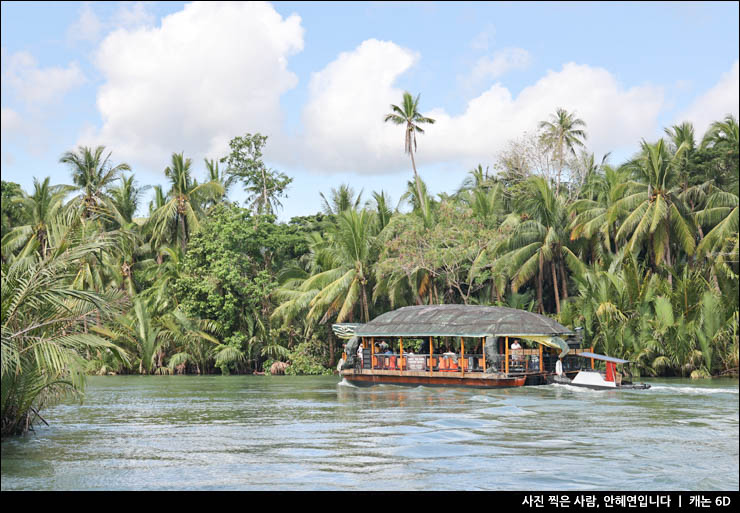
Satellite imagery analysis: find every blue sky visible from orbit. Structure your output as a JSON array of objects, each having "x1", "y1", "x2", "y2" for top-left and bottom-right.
[{"x1": 2, "y1": 1, "x2": 738, "y2": 221}]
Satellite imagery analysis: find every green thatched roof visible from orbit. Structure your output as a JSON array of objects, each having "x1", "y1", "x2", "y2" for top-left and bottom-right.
[{"x1": 346, "y1": 305, "x2": 573, "y2": 338}]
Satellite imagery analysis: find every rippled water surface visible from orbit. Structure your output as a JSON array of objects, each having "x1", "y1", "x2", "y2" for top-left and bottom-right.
[{"x1": 1, "y1": 375, "x2": 738, "y2": 490}]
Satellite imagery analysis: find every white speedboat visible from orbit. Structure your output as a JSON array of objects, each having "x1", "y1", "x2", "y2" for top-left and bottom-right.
[{"x1": 555, "y1": 352, "x2": 650, "y2": 390}]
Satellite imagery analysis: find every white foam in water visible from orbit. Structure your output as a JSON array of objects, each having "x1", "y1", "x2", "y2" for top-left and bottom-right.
[
  {"x1": 337, "y1": 378, "x2": 359, "y2": 388},
  {"x1": 649, "y1": 385, "x2": 738, "y2": 395}
]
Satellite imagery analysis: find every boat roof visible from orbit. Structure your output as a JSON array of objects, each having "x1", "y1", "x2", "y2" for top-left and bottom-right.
[
  {"x1": 349, "y1": 305, "x2": 574, "y2": 338},
  {"x1": 577, "y1": 351, "x2": 630, "y2": 364}
]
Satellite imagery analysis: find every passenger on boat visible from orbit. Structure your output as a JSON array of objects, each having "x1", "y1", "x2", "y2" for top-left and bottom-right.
[
  {"x1": 511, "y1": 339, "x2": 522, "y2": 360},
  {"x1": 511, "y1": 339, "x2": 523, "y2": 370}
]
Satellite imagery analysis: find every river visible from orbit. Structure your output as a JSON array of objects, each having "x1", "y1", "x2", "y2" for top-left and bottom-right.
[{"x1": 1, "y1": 375, "x2": 737, "y2": 491}]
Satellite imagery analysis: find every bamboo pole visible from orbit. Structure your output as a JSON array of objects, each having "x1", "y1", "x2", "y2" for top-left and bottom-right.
[
  {"x1": 429, "y1": 336, "x2": 433, "y2": 376},
  {"x1": 400, "y1": 337, "x2": 404, "y2": 371},
  {"x1": 505, "y1": 336, "x2": 509, "y2": 374},
  {"x1": 460, "y1": 337, "x2": 465, "y2": 376},
  {"x1": 371, "y1": 337, "x2": 374, "y2": 369},
  {"x1": 590, "y1": 346, "x2": 594, "y2": 369},
  {"x1": 539, "y1": 344, "x2": 543, "y2": 372},
  {"x1": 482, "y1": 337, "x2": 486, "y2": 373}
]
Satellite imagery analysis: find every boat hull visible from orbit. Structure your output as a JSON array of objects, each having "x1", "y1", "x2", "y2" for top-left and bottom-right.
[
  {"x1": 341, "y1": 370, "x2": 526, "y2": 388},
  {"x1": 549, "y1": 371, "x2": 651, "y2": 390}
]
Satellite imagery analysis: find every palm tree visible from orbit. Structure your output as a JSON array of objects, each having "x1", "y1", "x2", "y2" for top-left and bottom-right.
[
  {"x1": 60, "y1": 146, "x2": 130, "y2": 221},
  {"x1": 2, "y1": 221, "x2": 127, "y2": 435},
  {"x1": 701, "y1": 114, "x2": 739, "y2": 150},
  {"x1": 147, "y1": 153, "x2": 224, "y2": 252},
  {"x1": 614, "y1": 139, "x2": 696, "y2": 276},
  {"x1": 319, "y1": 184, "x2": 363, "y2": 215},
  {"x1": 109, "y1": 174, "x2": 150, "y2": 226},
  {"x1": 696, "y1": 189, "x2": 738, "y2": 283},
  {"x1": 367, "y1": 190, "x2": 395, "y2": 232},
  {"x1": 499, "y1": 176, "x2": 577, "y2": 314},
  {"x1": 204, "y1": 158, "x2": 234, "y2": 208},
  {"x1": 2, "y1": 177, "x2": 71, "y2": 259},
  {"x1": 272, "y1": 209, "x2": 376, "y2": 329},
  {"x1": 384, "y1": 91, "x2": 436, "y2": 215},
  {"x1": 538, "y1": 108, "x2": 588, "y2": 196},
  {"x1": 570, "y1": 165, "x2": 632, "y2": 257}
]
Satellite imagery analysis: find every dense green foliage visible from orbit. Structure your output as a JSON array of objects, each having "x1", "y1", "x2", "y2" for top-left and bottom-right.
[{"x1": 1, "y1": 113, "x2": 738, "y2": 436}]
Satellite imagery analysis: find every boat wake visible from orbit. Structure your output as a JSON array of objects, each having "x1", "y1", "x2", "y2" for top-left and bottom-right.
[
  {"x1": 648, "y1": 385, "x2": 738, "y2": 395},
  {"x1": 337, "y1": 378, "x2": 359, "y2": 388}
]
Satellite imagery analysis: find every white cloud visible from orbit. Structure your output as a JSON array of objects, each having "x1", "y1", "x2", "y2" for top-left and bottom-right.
[
  {"x1": 2, "y1": 51, "x2": 86, "y2": 106},
  {"x1": 470, "y1": 24, "x2": 496, "y2": 51},
  {"x1": 1, "y1": 107, "x2": 25, "y2": 137},
  {"x1": 67, "y1": 2, "x2": 104, "y2": 43},
  {"x1": 297, "y1": 39, "x2": 419, "y2": 174},
  {"x1": 423, "y1": 63, "x2": 664, "y2": 165},
  {"x1": 678, "y1": 60, "x2": 739, "y2": 137},
  {"x1": 67, "y1": 2, "x2": 156, "y2": 44},
  {"x1": 298, "y1": 43, "x2": 664, "y2": 175},
  {"x1": 114, "y1": 1, "x2": 156, "y2": 30},
  {"x1": 81, "y1": 1, "x2": 304, "y2": 173},
  {"x1": 470, "y1": 47, "x2": 531, "y2": 82}
]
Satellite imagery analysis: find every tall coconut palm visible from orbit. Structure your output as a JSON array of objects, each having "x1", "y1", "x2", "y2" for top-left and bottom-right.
[
  {"x1": 147, "y1": 153, "x2": 224, "y2": 252},
  {"x1": 696, "y1": 189, "x2": 739, "y2": 283},
  {"x1": 109, "y1": 174, "x2": 150, "y2": 226},
  {"x1": 570, "y1": 165, "x2": 632, "y2": 257},
  {"x1": 60, "y1": 146, "x2": 130, "y2": 221},
  {"x1": 701, "y1": 114, "x2": 739, "y2": 150},
  {"x1": 273, "y1": 209, "x2": 376, "y2": 329},
  {"x1": 367, "y1": 190, "x2": 395, "y2": 233},
  {"x1": 538, "y1": 108, "x2": 588, "y2": 196},
  {"x1": 614, "y1": 139, "x2": 696, "y2": 275},
  {"x1": 204, "y1": 158, "x2": 234, "y2": 208},
  {"x1": 1, "y1": 177, "x2": 71, "y2": 259},
  {"x1": 499, "y1": 176, "x2": 578, "y2": 314},
  {"x1": 319, "y1": 184, "x2": 363, "y2": 215},
  {"x1": 384, "y1": 91, "x2": 436, "y2": 215}
]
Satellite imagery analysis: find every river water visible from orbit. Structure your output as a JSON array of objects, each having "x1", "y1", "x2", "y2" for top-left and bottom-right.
[{"x1": 1, "y1": 375, "x2": 737, "y2": 491}]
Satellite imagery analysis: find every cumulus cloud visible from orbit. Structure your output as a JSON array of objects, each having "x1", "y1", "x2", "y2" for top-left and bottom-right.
[
  {"x1": 678, "y1": 60, "x2": 739, "y2": 137},
  {"x1": 80, "y1": 1, "x2": 303, "y2": 173},
  {"x1": 469, "y1": 47, "x2": 531, "y2": 82},
  {"x1": 2, "y1": 51, "x2": 86, "y2": 106},
  {"x1": 297, "y1": 39, "x2": 419, "y2": 173},
  {"x1": 298, "y1": 41, "x2": 664, "y2": 175}
]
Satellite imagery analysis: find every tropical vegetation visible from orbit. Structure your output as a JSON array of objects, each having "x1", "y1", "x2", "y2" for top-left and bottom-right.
[{"x1": 1, "y1": 107, "x2": 737, "y2": 436}]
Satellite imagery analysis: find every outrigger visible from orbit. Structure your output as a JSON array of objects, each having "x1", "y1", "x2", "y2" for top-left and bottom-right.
[{"x1": 334, "y1": 304, "x2": 593, "y2": 389}]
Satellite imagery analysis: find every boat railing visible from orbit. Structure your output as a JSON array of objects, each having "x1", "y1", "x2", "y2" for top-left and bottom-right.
[{"x1": 370, "y1": 352, "x2": 489, "y2": 373}]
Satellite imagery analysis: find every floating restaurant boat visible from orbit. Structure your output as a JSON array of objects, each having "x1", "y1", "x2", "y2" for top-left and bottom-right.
[
  {"x1": 334, "y1": 304, "x2": 592, "y2": 389},
  {"x1": 551, "y1": 352, "x2": 651, "y2": 390}
]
